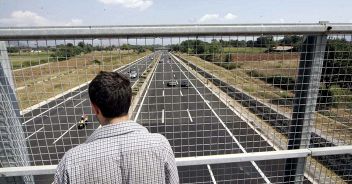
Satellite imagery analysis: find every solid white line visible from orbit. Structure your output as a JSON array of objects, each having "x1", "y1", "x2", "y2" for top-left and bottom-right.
[
  {"x1": 25, "y1": 127, "x2": 44, "y2": 140},
  {"x1": 161, "y1": 109, "x2": 165, "y2": 124},
  {"x1": 207, "y1": 164, "x2": 217, "y2": 184},
  {"x1": 133, "y1": 64, "x2": 157, "y2": 122},
  {"x1": 162, "y1": 90, "x2": 164, "y2": 97},
  {"x1": 74, "y1": 99, "x2": 87, "y2": 108},
  {"x1": 172, "y1": 55, "x2": 271, "y2": 184},
  {"x1": 52, "y1": 123, "x2": 77, "y2": 144},
  {"x1": 180, "y1": 90, "x2": 183, "y2": 96},
  {"x1": 187, "y1": 109, "x2": 193, "y2": 122},
  {"x1": 22, "y1": 95, "x2": 75, "y2": 125},
  {"x1": 177, "y1": 60, "x2": 280, "y2": 151}
]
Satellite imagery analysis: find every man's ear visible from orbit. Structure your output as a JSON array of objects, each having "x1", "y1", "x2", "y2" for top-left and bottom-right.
[{"x1": 91, "y1": 103, "x2": 100, "y2": 115}]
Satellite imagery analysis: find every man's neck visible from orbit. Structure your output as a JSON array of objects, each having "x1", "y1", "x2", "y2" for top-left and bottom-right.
[{"x1": 102, "y1": 115, "x2": 129, "y2": 126}]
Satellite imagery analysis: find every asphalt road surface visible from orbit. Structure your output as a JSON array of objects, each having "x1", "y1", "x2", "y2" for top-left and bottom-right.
[
  {"x1": 132, "y1": 52, "x2": 287, "y2": 183},
  {"x1": 19, "y1": 51, "x2": 299, "y2": 183},
  {"x1": 21, "y1": 54, "x2": 153, "y2": 165}
]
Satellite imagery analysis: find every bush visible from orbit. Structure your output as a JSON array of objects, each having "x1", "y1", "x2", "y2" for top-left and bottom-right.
[
  {"x1": 92, "y1": 59, "x2": 101, "y2": 65},
  {"x1": 217, "y1": 62, "x2": 241, "y2": 70},
  {"x1": 247, "y1": 70, "x2": 263, "y2": 78},
  {"x1": 316, "y1": 88, "x2": 334, "y2": 110},
  {"x1": 265, "y1": 76, "x2": 296, "y2": 91}
]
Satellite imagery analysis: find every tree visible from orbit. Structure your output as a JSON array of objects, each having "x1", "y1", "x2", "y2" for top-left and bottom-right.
[
  {"x1": 280, "y1": 35, "x2": 303, "y2": 51},
  {"x1": 7, "y1": 47, "x2": 19, "y2": 53},
  {"x1": 322, "y1": 38, "x2": 352, "y2": 89},
  {"x1": 255, "y1": 36, "x2": 275, "y2": 48},
  {"x1": 179, "y1": 40, "x2": 206, "y2": 54},
  {"x1": 207, "y1": 39, "x2": 221, "y2": 54}
]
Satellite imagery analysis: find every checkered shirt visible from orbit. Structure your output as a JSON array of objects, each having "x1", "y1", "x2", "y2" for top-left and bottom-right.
[{"x1": 54, "y1": 121, "x2": 179, "y2": 184}]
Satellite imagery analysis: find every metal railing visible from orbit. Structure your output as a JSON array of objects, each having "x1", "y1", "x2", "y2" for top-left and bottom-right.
[{"x1": 0, "y1": 22, "x2": 351, "y2": 184}]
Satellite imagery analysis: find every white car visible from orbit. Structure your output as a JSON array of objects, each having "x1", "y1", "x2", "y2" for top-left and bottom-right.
[{"x1": 129, "y1": 71, "x2": 138, "y2": 79}]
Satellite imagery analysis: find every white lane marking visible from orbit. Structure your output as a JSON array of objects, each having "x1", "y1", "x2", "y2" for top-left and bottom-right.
[
  {"x1": 172, "y1": 55, "x2": 271, "y2": 184},
  {"x1": 133, "y1": 63, "x2": 157, "y2": 122},
  {"x1": 21, "y1": 54, "x2": 150, "y2": 115},
  {"x1": 163, "y1": 81, "x2": 164, "y2": 85},
  {"x1": 162, "y1": 90, "x2": 164, "y2": 97},
  {"x1": 52, "y1": 123, "x2": 77, "y2": 144},
  {"x1": 173, "y1": 74, "x2": 175, "y2": 78},
  {"x1": 180, "y1": 90, "x2": 183, "y2": 96},
  {"x1": 161, "y1": 109, "x2": 165, "y2": 124},
  {"x1": 22, "y1": 95, "x2": 75, "y2": 125},
  {"x1": 187, "y1": 109, "x2": 193, "y2": 123},
  {"x1": 207, "y1": 164, "x2": 217, "y2": 184},
  {"x1": 74, "y1": 99, "x2": 87, "y2": 108},
  {"x1": 25, "y1": 127, "x2": 44, "y2": 140}
]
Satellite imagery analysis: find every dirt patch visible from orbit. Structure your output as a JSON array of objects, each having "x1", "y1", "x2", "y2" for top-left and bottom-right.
[{"x1": 231, "y1": 52, "x2": 299, "y2": 62}]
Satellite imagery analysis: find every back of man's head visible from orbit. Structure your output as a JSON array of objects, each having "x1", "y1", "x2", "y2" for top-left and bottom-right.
[{"x1": 88, "y1": 71, "x2": 132, "y2": 118}]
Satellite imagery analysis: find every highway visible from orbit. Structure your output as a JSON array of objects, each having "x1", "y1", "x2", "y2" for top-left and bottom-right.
[
  {"x1": 133, "y1": 52, "x2": 285, "y2": 183},
  {"x1": 21, "y1": 51, "x2": 290, "y2": 183},
  {"x1": 21, "y1": 54, "x2": 154, "y2": 167}
]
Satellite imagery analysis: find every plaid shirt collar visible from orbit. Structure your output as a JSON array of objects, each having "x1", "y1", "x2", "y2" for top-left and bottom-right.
[{"x1": 85, "y1": 120, "x2": 148, "y2": 143}]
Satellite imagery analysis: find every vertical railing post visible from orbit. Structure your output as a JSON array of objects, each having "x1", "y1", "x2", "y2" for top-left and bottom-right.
[
  {"x1": 0, "y1": 42, "x2": 33, "y2": 183},
  {"x1": 284, "y1": 34, "x2": 328, "y2": 183}
]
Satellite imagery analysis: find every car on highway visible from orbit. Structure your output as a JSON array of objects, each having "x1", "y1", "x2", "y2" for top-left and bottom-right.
[
  {"x1": 180, "y1": 80, "x2": 189, "y2": 88},
  {"x1": 77, "y1": 115, "x2": 88, "y2": 129},
  {"x1": 167, "y1": 80, "x2": 177, "y2": 87},
  {"x1": 129, "y1": 70, "x2": 138, "y2": 79}
]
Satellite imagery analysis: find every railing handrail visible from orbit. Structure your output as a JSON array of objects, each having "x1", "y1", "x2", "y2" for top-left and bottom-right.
[
  {"x1": 1, "y1": 146, "x2": 351, "y2": 177},
  {"x1": 1, "y1": 22, "x2": 352, "y2": 40}
]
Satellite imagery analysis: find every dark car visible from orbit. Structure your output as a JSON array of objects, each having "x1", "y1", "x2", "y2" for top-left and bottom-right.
[
  {"x1": 180, "y1": 80, "x2": 189, "y2": 88},
  {"x1": 167, "y1": 80, "x2": 177, "y2": 87}
]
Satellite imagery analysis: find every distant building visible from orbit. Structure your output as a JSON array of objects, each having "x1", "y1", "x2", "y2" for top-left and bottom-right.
[
  {"x1": 269, "y1": 46, "x2": 294, "y2": 52},
  {"x1": 30, "y1": 50, "x2": 42, "y2": 53}
]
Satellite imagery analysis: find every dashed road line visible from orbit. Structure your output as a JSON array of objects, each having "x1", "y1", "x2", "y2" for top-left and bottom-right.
[
  {"x1": 172, "y1": 54, "x2": 271, "y2": 184},
  {"x1": 25, "y1": 127, "x2": 44, "y2": 140},
  {"x1": 22, "y1": 95, "x2": 75, "y2": 125},
  {"x1": 180, "y1": 90, "x2": 183, "y2": 96},
  {"x1": 52, "y1": 123, "x2": 77, "y2": 144},
  {"x1": 74, "y1": 99, "x2": 87, "y2": 108},
  {"x1": 187, "y1": 109, "x2": 193, "y2": 122},
  {"x1": 161, "y1": 109, "x2": 165, "y2": 124}
]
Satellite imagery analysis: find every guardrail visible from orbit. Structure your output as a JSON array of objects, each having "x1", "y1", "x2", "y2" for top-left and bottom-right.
[{"x1": 0, "y1": 23, "x2": 352, "y2": 184}]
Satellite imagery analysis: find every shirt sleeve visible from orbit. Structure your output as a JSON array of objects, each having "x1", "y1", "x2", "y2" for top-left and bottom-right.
[
  {"x1": 54, "y1": 154, "x2": 70, "y2": 184},
  {"x1": 164, "y1": 140, "x2": 179, "y2": 184}
]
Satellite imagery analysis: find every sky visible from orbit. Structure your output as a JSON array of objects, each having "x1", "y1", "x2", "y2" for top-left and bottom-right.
[{"x1": 0, "y1": 0, "x2": 351, "y2": 27}]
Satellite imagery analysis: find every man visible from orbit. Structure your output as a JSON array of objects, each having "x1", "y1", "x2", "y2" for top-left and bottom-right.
[{"x1": 54, "y1": 71, "x2": 179, "y2": 184}]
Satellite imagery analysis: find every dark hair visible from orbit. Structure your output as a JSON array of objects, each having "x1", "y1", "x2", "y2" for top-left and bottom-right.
[{"x1": 88, "y1": 71, "x2": 132, "y2": 118}]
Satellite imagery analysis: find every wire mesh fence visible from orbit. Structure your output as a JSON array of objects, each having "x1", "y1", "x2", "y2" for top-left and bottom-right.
[{"x1": 0, "y1": 24, "x2": 351, "y2": 184}]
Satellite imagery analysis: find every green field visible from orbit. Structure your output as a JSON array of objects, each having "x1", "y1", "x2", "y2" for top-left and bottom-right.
[
  {"x1": 9, "y1": 52, "x2": 54, "y2": 70},
  {"x1": 223, "y1": 47, "x2": 267, "y2": 53}
]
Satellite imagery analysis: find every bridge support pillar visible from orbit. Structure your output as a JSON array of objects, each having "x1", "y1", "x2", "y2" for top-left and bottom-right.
[
  {"x1": 284, "y1": 34, "x2": 328, "y2": 183},
  {"x1": 0, "y1": 41, "x2": 33, "y2": 183}
]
